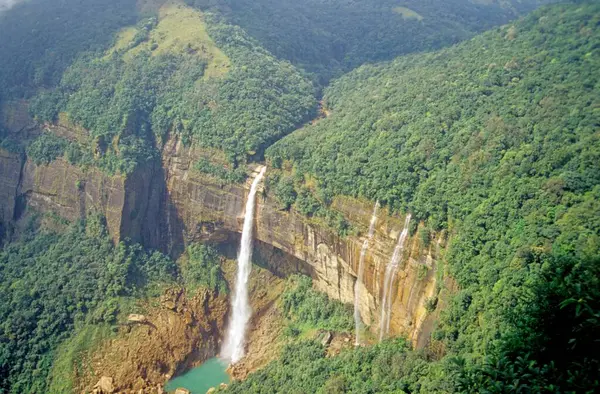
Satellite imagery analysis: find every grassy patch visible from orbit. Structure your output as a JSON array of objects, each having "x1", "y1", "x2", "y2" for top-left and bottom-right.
[
  {"x1": 392, "y1": 6, "x2": 424, "y2": 21},
  {"x1": 47, "y1": 324, "x2": 114, "y2": 394},
  {"x1": 281, "y1": 275, "x2": 353, "y2": 336},
  {"x1": 125, "y1": 1, "x2": 230, "y2": 77}
]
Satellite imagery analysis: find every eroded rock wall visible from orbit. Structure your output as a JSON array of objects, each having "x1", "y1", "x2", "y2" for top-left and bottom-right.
[
  {"x1": 0, "y1": 121, "x2": 444, "y2": 345},
  {"x1": 161, "y1": 133, "x2": 443, "y2": 344}
]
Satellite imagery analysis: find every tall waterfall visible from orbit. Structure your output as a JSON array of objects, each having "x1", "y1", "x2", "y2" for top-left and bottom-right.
[
  {"x1": 354, "y1": 201, "x2": 379, "y2": 346},
  {"x1": 221, "y1": 166, "x2": 266, "y2": 364},
  {"x1": 379, "y1": 214, "x2": 411, "y2": 341}
]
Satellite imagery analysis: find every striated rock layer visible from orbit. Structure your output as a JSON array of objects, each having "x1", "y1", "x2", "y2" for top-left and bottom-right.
[
  {"x1": 163, "y1": 133, "x2": 443, "y2": 345},
  {"x1": 0, "y1": 126, "x2": 445, "y2": 346}
]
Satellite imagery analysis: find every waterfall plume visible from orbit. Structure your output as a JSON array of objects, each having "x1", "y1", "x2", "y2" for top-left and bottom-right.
[
  {"x1": 221, "y1": 166, "x2": 266, "y2": 364},
  {"x1": 354, "y1": 201, "x2": 379, "y2": 346},
  {"x1": 379, "y1": 214, "x2": 411, "y2": 341}
]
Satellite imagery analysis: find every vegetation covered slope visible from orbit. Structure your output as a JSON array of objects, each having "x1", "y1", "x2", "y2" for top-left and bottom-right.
[
  {"x1": 262, "y1": 2, "x2": 599, "y2": 391},
  {"x1": 0, "y1": 0, "x2": 138, "y2": 100},
  {"x1": 187, "y1": 0, "x2": 555, "y2": 83},
  {"x1": 26, "y1": 1, "x2": 315, "y2": 174},
  {"x1": 0, "y1": 215, "x2": 176, "y2": 393}
]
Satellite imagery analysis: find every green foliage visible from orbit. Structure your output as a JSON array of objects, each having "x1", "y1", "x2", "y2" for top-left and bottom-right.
[
  {"x1": 295, "y1": 188, "x2": 321, "y2": 217},
  {"x1": 191, "y1": 0, "x2": 548, "y2": 84},
  {"x1": 0, "y1": 215, "x2": 176, "y2": 393},
  {"x1": 271, "y1": 175, "x2": 297, "y2": 210},
  {"x1": 25, "y1": 133, "x2": 69, "y2": 165},
  {"x1": 418, "y1": 227, "x2": 431, "y2": 248},
  {"x1": 0, "y1": 0, "x2": 137, "y2": 99},
  {"x1": 182, "y1": 244, "x2": 228, "y2": 294},
  {"x1": 219, "y1": 338, "x2": 435, "y2": 394},
  {"x1": 424, "y1": 296, "x2": 438, "y2": 314},
  {"x1": 264, "y1": 3, "x2": 600, "y2": 392},
  {"x1": 28, "y1": 9, "x2": 316, "y2": 172},
  {"x1": 417, "y1": 264, "x2": 429, "y2": 281},
  {"x1": 46, "y1": 325, "x2": 112, "y2": 394},
  {"x1": 195, "y1": 158, "x2": 246, "y2": 185},
  {"x1": 267, "y1": 171, "x2": 353, "y2": 236},
  {"x1": 282, "y1": 275, "x2": 353, "y2": 333},
  {"x1": 457, "y1": 254, "x2": 600, "y2": 393}
]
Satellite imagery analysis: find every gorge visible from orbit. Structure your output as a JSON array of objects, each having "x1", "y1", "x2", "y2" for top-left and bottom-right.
[
  {"x1": 0, "y1": 116, "x2": 442, "y2": 347},
  {"x1": 0, "y1": 1, "x2": 598, "y2": 392}
]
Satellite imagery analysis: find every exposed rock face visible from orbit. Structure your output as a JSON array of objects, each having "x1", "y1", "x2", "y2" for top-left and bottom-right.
[
  {"x1": 161, "y1": 133, "x2": 443, "y2": 344},
  {"x1": 18, "y1": 157, "x2": 127, "y2": 241},
  {"x1": 0, "y1": 121, "x2": 443, "y2": 345},
  {"x1": 0, "y1": 148, "x2": 21, "y2": 234},
  {"x1": 0, "y1": 151, "x2": 164, "y2": 245},
  {"x1": 79, "y1": 288, "x2": 227, "y2": 393}
]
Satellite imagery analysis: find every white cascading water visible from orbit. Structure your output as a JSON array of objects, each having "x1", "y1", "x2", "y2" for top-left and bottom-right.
[
  {"x1": 379, "y1": 214, "x2": 411, "y2": 341},
  {"x1": 354, "y1": 201, "x2": 379, "y2": 346},
  {"x1": 221, "y1": 166, "x2": 266, "y2": 364}
]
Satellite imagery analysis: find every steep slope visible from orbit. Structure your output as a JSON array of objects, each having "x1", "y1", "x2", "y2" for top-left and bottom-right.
[
  {"x1": 24, "y1": 0, "x2": 315, "y2": 175},
  {"x1": 188, "y1": 0, "x2": 556, "y2": 83},
  {"x1": 0, "y1": 215, "x2": 178, "y2": 393},
  {"x1": 263, "y1": 2, "x2": 599, "y2": 391},
  {"x1": 0, "y1": 0, "x2": 137, "y2": 100}
]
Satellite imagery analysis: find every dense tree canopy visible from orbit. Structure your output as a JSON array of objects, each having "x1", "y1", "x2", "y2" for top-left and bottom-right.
[
  {"x1": 0, "y1": 0, "x2": 598, "y2": 392},
  {"x1": 27, "y1": 4, "x2": 315, "y2": 173},
  {"x1": 0, "y1": 215, "x2": 176, "y2": 393},
  {"x1": 188, "y1": 0, "x2": 554, "y2": 83},
  {"x1": 264, "y1": 2, "x2": 600, "y2": 391},
  {"x1": 0, "y1": 0, "x2": 137, "y2": 100}
]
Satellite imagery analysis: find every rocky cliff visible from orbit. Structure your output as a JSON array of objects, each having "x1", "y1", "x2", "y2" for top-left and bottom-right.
[
  {"x1": 0, "y1": 120, "x2": 445, "y2": 346},
  {"x1": 160, "y1": 133, "x2": 444, "y2": 345}
]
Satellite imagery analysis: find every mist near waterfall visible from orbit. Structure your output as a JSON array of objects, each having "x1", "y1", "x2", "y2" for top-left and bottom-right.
[
  {"x1": 221, "y1": 166, "x2": 266, "y2": 364},
  {"x1": 354, "y1": 201, "x2": 379, "y2": 346},
  {"x1": 379, "y1": 214, "x2": 411, "y2": 341}
]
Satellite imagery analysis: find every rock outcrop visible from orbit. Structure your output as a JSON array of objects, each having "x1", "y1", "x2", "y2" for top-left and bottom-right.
[
  {"x1": 78, "y1": 288, "x2": 227, "y2": 393},
  {"x1": 160, "y1": 133, "x2": 444, "y2": 344},
  {"x1": 0, "y1": 118, "x2": 444, "y2": 345}
]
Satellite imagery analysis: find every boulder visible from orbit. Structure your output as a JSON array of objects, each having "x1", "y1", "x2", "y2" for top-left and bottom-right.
[
  {"x1": 127, "y1": 314, "x2": 147, "y2": 323},
  {"x1": 93, "y1": 376, "x2": 114, "y2": 393},
  {"x1": 320, "y1": 331, "x2": 333, "y2": 347}
]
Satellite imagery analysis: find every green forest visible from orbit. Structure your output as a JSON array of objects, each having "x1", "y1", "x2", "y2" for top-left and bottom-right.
[
  {"x1": 26, "y1": 4, "x2": 315, "y2": 174},
  {"x1": 188, "y1": 0, "x2": 550, "y2": 83},
  {"x1": 0, "y1": 214, "x2": 176, "y2": 392},
  {"x1": 265, "y1": 2, "x2": 600, "y2": 391},
  {"x1": 0, "y1": 0, "x2": 598, "y2": 392}
]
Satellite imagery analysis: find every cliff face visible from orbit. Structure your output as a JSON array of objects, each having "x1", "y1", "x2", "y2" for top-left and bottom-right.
[
  {"x1": 0, "y1": 125, "x2": 443, "y2": 346},
  {"x1": 160, "y1": 133, "x2": 443, "y2": 344}
]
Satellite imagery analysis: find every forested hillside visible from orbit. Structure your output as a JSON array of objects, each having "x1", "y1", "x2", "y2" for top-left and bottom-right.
[
  {"x1": 0, "y1": 0, "x2": 138, "y2": 99},
  {"x1": 1, "y1": 0, "x2": 553, "y2": 175},
  {"x1": 0, "y1": 0, "x2": 598, "y2": 393},
  {"x1": 0, "y1": 215, "x2": 176, "y2": 392},
  {"x1": 187, "y1": 0, "x2": 555, "y2": 83},
  {"x1": 263, "y1": 2, "x2": 600, "y2": 391},
  {"x1": 24, "y1": 2, "x2": 315, "y2": 174}
]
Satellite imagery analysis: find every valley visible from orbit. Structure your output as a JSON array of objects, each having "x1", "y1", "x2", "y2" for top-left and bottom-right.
[{"x1": 0, "y1": 0, "x2": 598, "y2": 393}]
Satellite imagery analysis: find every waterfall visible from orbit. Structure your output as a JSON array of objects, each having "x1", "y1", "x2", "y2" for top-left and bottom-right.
[
  {"x1": 221, "y1": 166, "x2": 266, "y2": 364},
  {"x1": 354, "y1": 201, "x2": 379, "y2": 346},
  {"x1": 379, "y1": 214, "x2": 411, "y2": 341}
]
